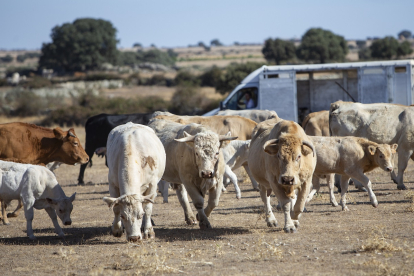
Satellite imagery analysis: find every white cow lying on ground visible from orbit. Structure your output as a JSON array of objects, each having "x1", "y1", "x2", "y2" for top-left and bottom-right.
[
  {"x1": 0, "y1": 160, "x2": 76, "y2": 240},
  {"x1": 217, "y1": 109, "x2": 278, "y2": 123},
  {"x1": 149, "y1": 119, "x2": 237, "y2": 229},
  {"x1": 248, "y1": 118, "x2": 316, "y2": 233},
  {"x1": 306, "y1": 136, "x2": 398, "y2": 210},
  {"x1": 103, "y1": 123, "x2": 166, "y2": 242}
]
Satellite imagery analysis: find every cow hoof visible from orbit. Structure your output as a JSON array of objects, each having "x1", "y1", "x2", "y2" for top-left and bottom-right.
[
  {"x1": 342, "y1": 206, "x2": 350, "y2": 212},
  {"x1": 372, "y1": 202, "x2": 378, "y2": 208},
  {"x1": 149, "y1": 231, "x2": 155, "y2": 239},
  {"x1": 267, "y1": 221, "x2": 278, "y2": 227},
  {"x1": 186, "y1": 216, "x2": 197, "y2": 225},
  {"x1": 236, "y1": 195, "x2": 241, "y2": 200},
  {"x1": 7, "y1": 213, "x2": 18, "y2": 218},
  {"x1": 57, "y1": 232, "x2": 65, "y2": 238},
  {"x1": 199, "y1": 221, "x2": 212, "y2": 230},
  {"x1": 293, "y1": 220, "x2": 300, "y2": 228},
  {"x1": 331, "y1": 201, "x2": 339, "y2": 207},
  {"x1": 253, "y1": 187, "x2": 260, "y2": 192},
  {"x1": 78, "y1": 181, "x2": 85, "y2": 186},
  {"x1": 392, "y1": 178, "x2": 398, "y2": 184},
  {"x1": 28, "y1": 235, "x2": 36, "y2": 240},
  {"x1": 3, "y1": 221, "x2": 10, "y2": 226},
  {"x1": 397, "y1": 185, "x2": 407, "y2": 190},
  {"x1": 284, "y1": 227, "x2": 297, "y2": 233}
]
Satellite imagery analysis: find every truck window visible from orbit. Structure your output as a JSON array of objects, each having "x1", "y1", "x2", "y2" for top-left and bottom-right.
[{"x1": 226, "y1": 87, "x2": 258, "y2": 110}]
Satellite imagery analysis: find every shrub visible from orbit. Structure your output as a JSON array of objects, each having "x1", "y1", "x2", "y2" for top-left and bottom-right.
[
  {"x1": 22, "y1": 76, "x2": 52, "y2": 89},
  {"x1": 200, "y1": 66, "x2": 222, "y2": 87},
  {"x1": 0, "y1": 55, "x2": 13, "y2": 63},
  {"x1": 174, "y1": 70, "x2": 200, "y2": 86},
  {"x1": 170, "y1": 84, "x2": 219, "y2": 115}
]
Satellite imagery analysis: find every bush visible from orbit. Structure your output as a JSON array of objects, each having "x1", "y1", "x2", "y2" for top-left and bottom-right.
[
  {"x1": 84, "y1": 73, "x2": 122, "y2": 81},
  {"x1": 170, "y1": 84, "x2": 218, "y2": 115},
  {"x1": 200, "y1": 66, "x2": 222, "y2": 87},
  {"x1": 22, "y1": 76, "x2": 52, "y2": 89},
  {"x1": 174, "y1": 70, "x2": 200, "y2": 86},
  {"x1": 0, "y1": 55, "x2": 13, "y2": 63}
]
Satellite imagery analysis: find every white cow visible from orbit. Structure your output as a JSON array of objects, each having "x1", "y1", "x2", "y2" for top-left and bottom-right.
[
  {"x1": 330, "y1": 101, "x2": 414, "y2": 190},
  {"x1": 221, "y1": 140, "x2": 255, "y2": 199},
  {"x1": 103, "y1": 123, "x2": 166, "y2": 242},
  {"x1": 0, "y1": 160, "x2": 75, "y2": 240},
  {"x1": 149, "y1": 119, "x2": 237, "y2": 229},
  {"x1": 306, "y1": 136, "x2": 398, "y2": 210},
  {"x1": 217, "y1": 109, "x2": 278, "y2": 123}
]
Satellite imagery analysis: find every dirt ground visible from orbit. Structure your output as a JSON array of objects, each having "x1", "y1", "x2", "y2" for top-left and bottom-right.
[{"x1": 0, "y1": 127, "x2": 414, "y2": 276}]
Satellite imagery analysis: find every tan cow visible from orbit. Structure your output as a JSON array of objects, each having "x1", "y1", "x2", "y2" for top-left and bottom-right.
[
  {"x1": 302, "y1": 110, "x2": 330, "y2": 136},
  {"x1": 148, "y1": 119, "x2": 237, "y2": 229},
  {"x1": 0, "y1": 123, "x2": 89, "y2": 221},
  {"x1": 306, "y1": 136, "x2": 398, "y2": 210},
  {"x1": 248, "y1": 118, "x2": 316, "y2": 233}
]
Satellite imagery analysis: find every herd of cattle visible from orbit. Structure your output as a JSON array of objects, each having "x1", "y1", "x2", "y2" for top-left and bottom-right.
[{"x1": 0, "y1": 101, "x2": 411, "y2": 241}]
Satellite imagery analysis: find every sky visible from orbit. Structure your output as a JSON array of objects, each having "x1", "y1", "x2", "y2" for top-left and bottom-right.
[{"x1": 1, "y1": 0, "x2": 413, "y2": 50}]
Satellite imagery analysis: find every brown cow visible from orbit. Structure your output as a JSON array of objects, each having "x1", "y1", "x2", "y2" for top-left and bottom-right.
[
  {"x1": 0, "y1": 123, "x2": 89, "y2": 221},
  {"x1": 302, "y1": 110, "x2": 330, "y2": 136}
]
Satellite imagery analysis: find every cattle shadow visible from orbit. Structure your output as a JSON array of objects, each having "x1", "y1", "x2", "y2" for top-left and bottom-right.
[
  {"x1": 66, "y1": 182, "x2": 109, "y2": 187},
  {"x1": 154, "y1": 226, "x2": 250, "y2": 242},
  {"x1": 0, "y1": 226, "x2": 123, "y2": 246}
]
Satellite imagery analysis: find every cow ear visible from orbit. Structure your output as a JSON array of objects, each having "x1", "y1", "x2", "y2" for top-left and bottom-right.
[
  {"x1": 368, "y1": 145, "x2": 376, "y2": 155},
  {"x1": 53, "y1": 128, "x2": 65, "y2": 140},
  {"x1": 103, "y1": 197, "x2": 118, "y2": 208},
  {"x1": 391, "y1": 144, "x2": 398, "y2": 154},
  {"x1": 263, "y1": 139, "x2": 279, "y2": 155},
  {"x1": 46, "y1": 198, "x2": 58, "y2": 205},
  {"x1": 69, "y1": 192, "x2": 76, "y2": 202}
]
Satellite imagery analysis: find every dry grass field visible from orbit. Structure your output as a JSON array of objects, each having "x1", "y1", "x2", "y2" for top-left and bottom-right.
[{"x1": 1, "y1": 126, "x2": 414, "y2": 276}]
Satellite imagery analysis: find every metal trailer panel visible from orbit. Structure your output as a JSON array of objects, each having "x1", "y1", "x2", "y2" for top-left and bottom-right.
[
  {"x1": 393, "y1": 65, "x2": 410, "y2": 105},
  {"x1": 358, "y1": 67, "x2": 388, "y2": 104},
  {"x1": 259, "y1": 71, "x2": 297, "y2": 122}
]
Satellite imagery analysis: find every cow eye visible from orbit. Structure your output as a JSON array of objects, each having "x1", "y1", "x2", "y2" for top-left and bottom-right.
[
  {"x1": 379, "y1": 155, "x2": 384, "y2": 159},
  {"x1": 73, "y1": 142, "x2": 78, "y2": 146},
  {"x1": 296, "y1": 155, "x2": 301, "y2": 161},
  {"x1": 59, "y1": 209, "x2": 63, "y2": 213}
]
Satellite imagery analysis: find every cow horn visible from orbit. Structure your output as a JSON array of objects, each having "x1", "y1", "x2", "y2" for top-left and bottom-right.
[
  {"x1": 219, "y1": 135, "x2": 238, "y2": 141},
  {"x1": 263, "y1": 139, "x2": 278, "y2": 151},
  {"x1": 68, "y1": 131, "x2": 76, "y2": 138},
  {"x1": 175, "y1": 132, "x2": 195, "y2": 143},
  {"x1": 302, "y1": 140, "x2": 315, "y2": 157}
]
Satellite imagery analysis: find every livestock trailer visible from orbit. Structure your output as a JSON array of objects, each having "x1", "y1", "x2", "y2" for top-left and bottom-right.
[{"x1": 205, "y1": 60, "x2": 414, "y2": 122}]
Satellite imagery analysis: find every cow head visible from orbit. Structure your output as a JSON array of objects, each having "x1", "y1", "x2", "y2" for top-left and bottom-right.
[
  {"x1": 263, "y1": 133, "x2": 315, "y2": 197},
  {"x1": 103, "y1": 194, "x2": 154, "y2": 242},
  {"x1": 369, "y1": 143, "x2": 398, "y2": 172},
  {"x1": 175, "y1": 131, "x2": 237, "y2": 179},
  {"x1": 46, "y1": 192, "x2": 76, "y2": 226},
  {"x1": 53, "y1": 128, "x2": 89, "y2": 165}
]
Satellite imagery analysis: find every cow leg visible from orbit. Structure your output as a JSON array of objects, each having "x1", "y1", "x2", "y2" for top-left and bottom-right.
[
  {"x1": 109, "y1": 185, "x2": 123, "y2": 237},
  {"x1": 44, "y1": 207, "x2": 65, "y2": 238},
  {"x1": 204, "y1": 183, "x2": 222, "y2": 218},
  {"x1": 77, "y1": 145, "x2": 95, "y2": 185},
  {"x1": 23, "y1": 203, "x2": 36, "y2": 240},
  {"x1": 352, "y1": 179, "x2": 367, "y2": 192},
  {"x1": 349, "y1": 171, "x2": 378, "y2": 208},
  {"x1": 243, "y1": 164, "x2": 259, "y2": 191},
  {"x1": 157, "y1": 180, "x2": 169, "y2": 203},
  {"x1": 1, "y1": 200, "x2": 10, "y2": 225},
  {"x1": 143, "y1": 202, "x2": 155, "y2": 239},
  {"x1": 259, "y1": 186, "x2": 277, "y2": 227},
  {"x1": 273, "y1": 186, "x2": 295, "y2": 233},
  {"x1": 327, "y1": 174, "x2": 338, "y2": 207},
  {"x1": 291, "y1": 178, "x2": 312, "y2": 229},
  {"x1": 224, "y1": 165, "x2": 241, "y2": 199},
  {"x1": 173, "y1": 183, "x2": 196, "y2": 225},
  {"x1": 306, "y1": 176, "x2": 320, "y2": 203},
  {"x1": 7, "y1": 199, "x2": 23, "y2": 218},
  {"x1": 393, "y1": 149, "x2": 412, "y2": 190},
  {"x1": 339, "y1": 175, "x2": 351, "y2": 211},
  {"x1": 183, "y1": 183, "x2": 211, "y2": 229}
]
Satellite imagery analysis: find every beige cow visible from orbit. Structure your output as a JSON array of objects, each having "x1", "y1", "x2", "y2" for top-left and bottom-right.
[
  {"x1": 330, "y1": 101, "x2": 414, "y2": 190},
  {"x1": 306, "y1": 136, "x2": 398, "y2": 210},
  {"x1": 248, "y1": 118, "x2": 316, "y2": 233},
  {"x1": 148, "y1": 119, "x2": 237, "y2": 229},
  {"x1": 217, "y1": 109, "x2": 278, "y2": 123}
]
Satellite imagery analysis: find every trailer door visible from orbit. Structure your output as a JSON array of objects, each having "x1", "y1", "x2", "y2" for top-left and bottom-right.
[
  {"x1": 358, "y1": 67, "x2": 389, "y2": 103},
  {"x1": 259, "y1": 71, "x2": 297, "y2": 122}
]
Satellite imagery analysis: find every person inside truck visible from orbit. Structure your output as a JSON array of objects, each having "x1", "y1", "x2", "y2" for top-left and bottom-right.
[{"x1": 244, "y1": 91, "x2": 255, "y2": 109}]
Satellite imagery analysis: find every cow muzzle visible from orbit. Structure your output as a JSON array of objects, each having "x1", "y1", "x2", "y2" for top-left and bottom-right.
[
  {"x1": 386, "y1": 167, "x2": 393, "y2": 172},
  {"x1": 64, "y1": 220, "x2": 72, "y2": 226},
  {"x1": 128, "y1": 235, "x2": 142, "y2": 242},
  {"x1": 201, "y1": 170, "x2": 214, "y2": 178},
  {"x1": 281, "y1": 176, "x2": 295, "y2": 185}
]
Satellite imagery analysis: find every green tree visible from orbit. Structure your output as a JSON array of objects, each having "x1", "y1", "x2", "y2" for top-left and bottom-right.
[
  {"x1": 397, "y1": 41, "x2": 413, "y2": 57},
  {"x1": 215, "y1": 62, "x2": 262, "y2": 95},
  {"x1": 210, "y1": 39, "x2": 223, "y2": 46},
  {"x1": 398, "y1": 30, "x2": 412, "y2": 39},
  {"x1": 174, "y1": 70, "x2": 200, "y2": 86},
  {"x1": 200, "y1": 66, "x2": 222, "y2": 87},
  {"x1": 0, "y1": 55, "x2": 13, "y2": 63},
  {"x1": 296, "y1": 28, "x2": 348, "y2": 63},
  {"x1": 39, "y1": 18, "x2": 119, "y2": 72},
  {"x1": 358, "y1": 47, "x2": 371, "y2": 60},
  {"x1": 370, "y1": 36, "x2": 399, "y2": 59},
  {"x1": 262, "y1": 38, "x2": 296, "y2": 65}
]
